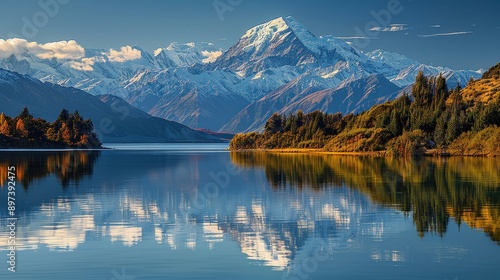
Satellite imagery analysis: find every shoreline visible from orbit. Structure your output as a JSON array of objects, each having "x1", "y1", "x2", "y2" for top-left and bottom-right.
[
  {"x1": 231, "y1": 148, "x2": 387, "y2": 156},
  {"x1": 229, "y1": 148, "x2": 498, "y2": 158}
]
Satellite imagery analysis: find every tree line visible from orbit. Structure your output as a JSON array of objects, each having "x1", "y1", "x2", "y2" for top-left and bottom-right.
[
  {"x1": 0, "y1": 108, "x2": 102, "y2": 148},
  {"x1": 230, "y1": 70, "x2": 500, "y2": 156}
]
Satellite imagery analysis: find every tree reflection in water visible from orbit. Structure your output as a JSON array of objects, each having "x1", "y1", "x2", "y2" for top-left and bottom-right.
[
  {"x1": 0, "y1": 150, "x2": 100, "y2": 189},
  {"x1": 231, "y1": 152, "x2": 500, "y2": 243}
]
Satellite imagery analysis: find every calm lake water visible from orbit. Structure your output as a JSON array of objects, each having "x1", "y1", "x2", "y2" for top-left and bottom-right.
[{"x1": 1, "y1": 143, "x2": 499, "y2": 280}]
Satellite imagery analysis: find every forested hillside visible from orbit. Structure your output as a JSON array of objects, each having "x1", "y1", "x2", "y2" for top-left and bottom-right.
[{"x1": 230, "y1": 63, "x2": 500, "y2": 157}]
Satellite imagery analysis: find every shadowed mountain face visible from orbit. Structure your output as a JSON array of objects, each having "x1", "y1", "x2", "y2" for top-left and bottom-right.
[
  {"x1": 0, "y1": 69, "x2": 223, "y2": 143},
  {"x1": 222, "y1": 74, "x2": 402, "y2": 133},
  {"x1": 0, "y1": 17, "x2": 481, "y2": 133}
]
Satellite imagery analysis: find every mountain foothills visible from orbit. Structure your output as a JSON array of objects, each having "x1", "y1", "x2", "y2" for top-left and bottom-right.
[
  {"x1": 230, "y1": 64, "x2": 500, "y2": 157},
  {"x1": 0, "y1": 69, "x2": 223, "y2": 143},
  {"x1": 0, "y1": 16, "x2": 483, "y2": 133}
]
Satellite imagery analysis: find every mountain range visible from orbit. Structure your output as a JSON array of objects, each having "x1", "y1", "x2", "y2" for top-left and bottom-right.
[
  {"x1": 0, "y1": 69, "x2": 221, "y2": 143},
  {"x1": 0, "y1": 16, "x2": 483, "y2": 134}
]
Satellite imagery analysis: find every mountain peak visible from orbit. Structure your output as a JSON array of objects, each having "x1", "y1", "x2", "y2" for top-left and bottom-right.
[
  {"x1": 240, "y1": 16, "x2": 362, "y2": 61},
  {"x1": 281, "y1": 16, "x2": 315, "y2": 37},
  {"x1": 242, "y1": 16, "x2": 290, "y2": 39},
  {"x1": 241, "y1": 16, "x2": 316, "y2": 51}
]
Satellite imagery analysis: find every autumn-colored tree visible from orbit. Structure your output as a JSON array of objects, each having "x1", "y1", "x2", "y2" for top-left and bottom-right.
[
  {"x1": 0, "y1": 112, "x2": 5, "y2": 125},
  {"x1": 60, "y1": 123, "x2": 72, "y2": 144},
  {"x1": 0, "y1": 113, "x2": 10, "y2": 136},
  {"x1": 15, "y1": 119, "x2": 28, "y2": 138},
  {"x1": 0, "y1": 108, "x2": 101, "y2": 148},
  {"x1": 0, "y1": 119, "x2": 10, "y2": 136}
]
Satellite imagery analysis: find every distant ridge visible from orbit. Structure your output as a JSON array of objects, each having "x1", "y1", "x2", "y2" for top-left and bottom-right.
[
  {"x1": 0, "y1": 16, "x2": 482, "y2": 133},
  {"x1": 0, "y1": 69, "x2": 224, "y2": 143}
]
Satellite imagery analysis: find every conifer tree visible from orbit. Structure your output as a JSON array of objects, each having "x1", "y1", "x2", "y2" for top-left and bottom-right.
[{"x1": 265, "y1": 113, "x2": 283, "y2": 135}]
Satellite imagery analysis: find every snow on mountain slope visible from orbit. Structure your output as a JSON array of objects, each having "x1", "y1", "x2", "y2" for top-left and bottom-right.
[
  {"x1": 154, "y1": 42, "x2": 222, "y2": 68},
  {"x1": 124, "y1": 68, "x2": 250, "y2": 130},
  {"x1": 0, "y1": 39, "x2": 222, "y2": 97},
  {"x1": 0, "y1": 17, "x2": 483, "y2": 133},
  {"x1": 0, "y1": 68, "x2": 222, "y2": 143},
  {"x1": 366, "y1": 49, "x2": 482, "y2": 87},
  {"x1": 220, "y1": 73, "x2": 327, "y2": 133},
  {"x1": 209, "y1": 16, "x2": 368, "y2": 78},
  {"x1": 221, "y1": 74, "x2": 400, "y2": 133}
]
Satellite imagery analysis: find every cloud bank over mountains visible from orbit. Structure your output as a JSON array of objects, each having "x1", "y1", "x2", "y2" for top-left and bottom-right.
[{"x1": 0, "y1": 38, "x2": 145, "y2": 71}]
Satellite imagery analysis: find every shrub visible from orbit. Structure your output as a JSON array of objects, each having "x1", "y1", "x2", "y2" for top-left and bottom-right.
[
  {"x1": 387, "y1": 130, "x2": 427, "y2": 157},
  {"x1": 448, "y1": 126, "x2": 500, "y2": 157}
]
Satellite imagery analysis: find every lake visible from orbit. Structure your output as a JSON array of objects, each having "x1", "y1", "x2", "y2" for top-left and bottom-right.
[{"x1": 1, "y1": 143, "x2": 499, "y2": 279}]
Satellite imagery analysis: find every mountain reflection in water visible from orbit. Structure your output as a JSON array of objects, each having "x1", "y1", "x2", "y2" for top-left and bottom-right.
[
  {"x1": 1, "y1": 147, "x2": 499, "y2": 279},
  {"x1": 231, "y1": 152, "x2": 500, "y2": 243}
]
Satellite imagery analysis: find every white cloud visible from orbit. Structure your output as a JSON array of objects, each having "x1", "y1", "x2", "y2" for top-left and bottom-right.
[
  {"x1": 201, "y1": 50, "x2": 222, "y2": 64},
  {"x1": 0, "y1": 38, "x2": 85, "y2": 60},
  {"x1": 0, "y1": 38, "x2": 144, "y2": 72},
  {"x1": 68, "y1": 61, "x2": 93, "y2": 71},
  {"x1": 0, "y1": 38, "x2": 30, "y2": 58},
  {"x1": 418, "y1": 31, "x2": 473, "y2": 38},
  {"x1": 429, "y1": 25, "x2": 441, "y2": 28},
  {"x1": 106, "y1": 46, "x2": 141, "y2": 62},
  {"x1": 34, "y1": 40, "x2": 85, "y2": 60},
  {"x1": 67, "y1": 57, "x2": 105, "y2": 71},
  {"x1": 369, "y1": 24, "x2": 409, "y2": 32}
]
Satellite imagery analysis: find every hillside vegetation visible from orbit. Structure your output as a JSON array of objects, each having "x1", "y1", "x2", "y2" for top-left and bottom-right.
[
  {"x1": 0, "y1": 108, "x2": 102, "y2": 149},
  {"x1": 461, "y1": 64, "x2": 500, "y2": 105},
  {"x1": 230, "y1": 63, "x2": 500, "y2": 157}
]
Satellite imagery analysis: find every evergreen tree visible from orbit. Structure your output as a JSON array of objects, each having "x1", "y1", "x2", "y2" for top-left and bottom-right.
[
  {"x1": 434, "y1": 112, "x2": 448, "y2": 147},
  {"x1": 468, "y1": 76, "x2": 475, "y2": 85},
  {"x1": 72, "y1": 111, "x2": 84, "y2": 142},
  {"x1": 55, "y1": 109, "x2": 70, "y2": 130},
  {"x1": 432, "y1": 74, "x2": 448, "y2": 114},
  {"x1": 412, "y1": 71, "x2": 432, "y2": 106},
  {"x1": 264, "y1": 113, "x2": 283, "y2": 135},
  {"x1": 19, "y1": 107, "x2": 32, "y2": 121},
  {"x1": 388, "y1": 109, "x2": 402, "y2": 136}
]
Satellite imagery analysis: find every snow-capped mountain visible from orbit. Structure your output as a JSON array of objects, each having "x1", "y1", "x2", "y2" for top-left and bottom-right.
[
  {"x1": 207, "y1": 16, "x2": 368, "y2": 76},
  {"x1": 0, "y1": 68, "x2": 223, "y2": 143},
  {"x1": 0, "y1": 16, "x2": 482, "y2": 132},
  {"x1": 154, "y1": 42, "x2": 223, "y2": 68},
  {"x1": 367, "y1": 49, "x2": 483, "y2": 87}
]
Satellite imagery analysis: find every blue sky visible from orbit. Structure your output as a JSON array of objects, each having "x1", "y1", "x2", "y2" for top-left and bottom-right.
[{"x1": 0, "y1": 0, "x2": 498, "y2": 70}]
